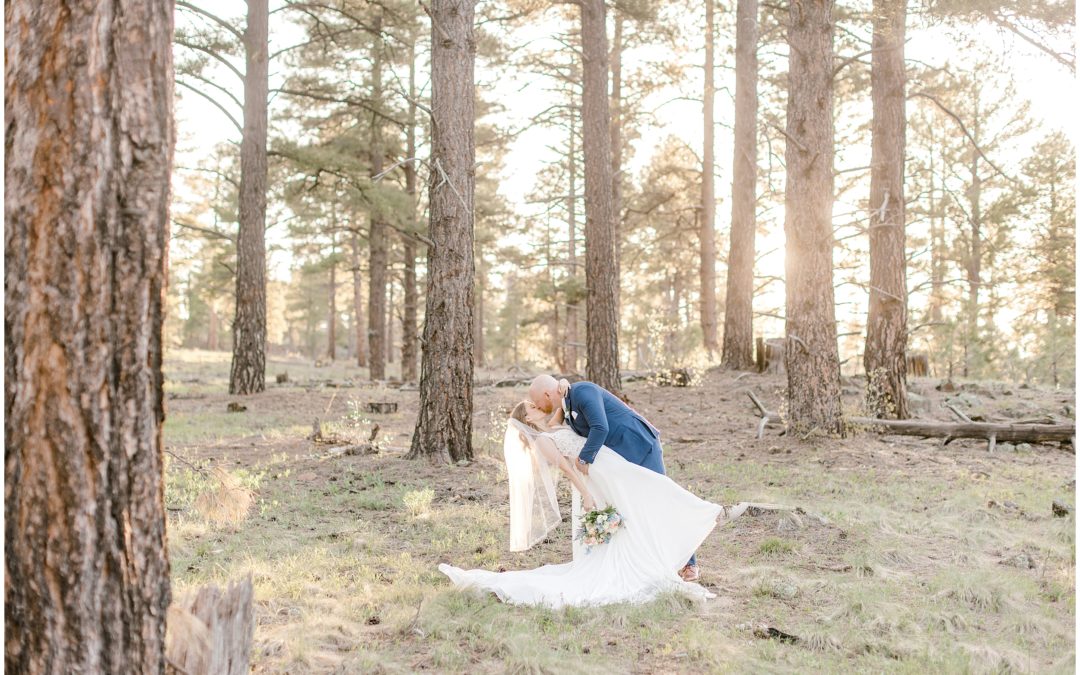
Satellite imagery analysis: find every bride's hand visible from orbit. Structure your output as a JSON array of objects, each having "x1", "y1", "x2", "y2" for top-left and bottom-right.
[{"x1": 582, "y1": 494, "x2": 596, "y2": 512}]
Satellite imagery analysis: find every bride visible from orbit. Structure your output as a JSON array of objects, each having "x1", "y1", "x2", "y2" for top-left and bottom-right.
[{"x1": 438, "y1": 400, "x2": 745, "y2": 608}]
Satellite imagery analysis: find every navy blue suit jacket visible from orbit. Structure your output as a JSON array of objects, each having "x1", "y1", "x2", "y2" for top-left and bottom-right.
[{"x1": 564, "y1": 381, "x2": 661, "y2": 468}]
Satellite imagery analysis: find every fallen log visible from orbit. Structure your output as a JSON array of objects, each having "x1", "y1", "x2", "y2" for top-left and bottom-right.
[
  {"x1": 747, "y1": 391, "x2": 1075, "y2": 451},
  {"x1": 849, "y1": 417, "x2": 1075, "y2": 452}
]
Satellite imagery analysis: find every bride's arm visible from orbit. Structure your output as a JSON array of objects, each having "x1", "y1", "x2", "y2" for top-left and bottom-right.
[{"x1": 535, "y1": 436, "x2": 596, "y2": 511}]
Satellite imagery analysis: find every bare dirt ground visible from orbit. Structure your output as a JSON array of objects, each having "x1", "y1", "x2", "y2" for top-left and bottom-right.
[{"x1": 164, "y1": 349, "x2": 1076, "y2": 673}]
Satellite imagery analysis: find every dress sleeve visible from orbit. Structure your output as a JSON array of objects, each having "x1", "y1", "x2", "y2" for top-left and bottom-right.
[{"x1": 550, "y1": 428, "x2": 585, "y2": 459}]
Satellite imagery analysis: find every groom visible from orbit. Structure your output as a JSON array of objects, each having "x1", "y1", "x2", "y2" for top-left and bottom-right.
[{"x1": 528, "y1": 375, "x2": 701, "y2": 582}]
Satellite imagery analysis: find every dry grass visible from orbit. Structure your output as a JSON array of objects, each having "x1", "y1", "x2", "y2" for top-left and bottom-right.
[{"x1": 163, "y1": 349, "x2": 1076, "y2": 673}]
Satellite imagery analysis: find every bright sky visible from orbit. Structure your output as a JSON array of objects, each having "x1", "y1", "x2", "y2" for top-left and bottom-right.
[{"x1": 174, "y1": 2, "x2": 1076, "y2": 349}]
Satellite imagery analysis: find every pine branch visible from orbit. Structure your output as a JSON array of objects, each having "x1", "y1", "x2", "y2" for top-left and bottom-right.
[
  {"x1": 176, "y1": 1, "x2": 245, "y2": 42},
  {"x1": 987, "y1": 11, "x2": 1075, "y2": 70},
  {"x1": 173, "y1": 218, "x2": 236, "y2": 242},
  {"x1": 176, "y1": 79, "x2": 243, "y2": 134},
  {"x1": 909, "y1": 90, "x2": 1015, "y2": 185},
  {"x1": 183, "y1": 70, "x2": 243, "y2": 110},
  {"x1": 175, "y1": 38, "x2": 245, "y2": 82},
  {"x1": 273, "y1": 87, "x2": 406, "y2": 127}
]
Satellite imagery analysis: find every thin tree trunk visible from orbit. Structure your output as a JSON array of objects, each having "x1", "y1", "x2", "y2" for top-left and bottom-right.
[
  {"x1": 408, "y1": 0, "x2": 476, "y2": 463},
  {"x1": 403, "y1": 241, "x2": 418, "y2": 378},
  {"x1": 864, "y1": 0, "x2": 908, "y2": 419},
  {"x1": 928, "y1": 126, "x2": 944, "y2": 324},
  {"x1": 351, "y1": 229, "x2": 368, "y2": 367},
  {"x1": 783, "y1": 0, "x2": 845, "y2": 436},
  {"x1": 386, "y1": 274, "x2": 396, "y2": 366},
  {"x1": 567, "y1": 104, "x2": 580, "y2": 373},
  {"x1": 580, "y1": 0, "x2": 621, "y2": 393},
  {"x1": 610, "y1": 12, "x2": 624, "y2": 319},
  {"x1": 722, "y1": 0, "x2": 759, "y2": 370},
  {"x1": 230, "y1": 0, "x2": 270, "y2": 395},
  {"x1": 965, "y1": 112, "x2": 982, "y2": 378},
  {"x1": 700, "y1": 0, "x2": 720, "y2": 356},
  {"x1": 368, "y1": 10, "x2": 388, "y2": 380},
  {"x1": 475, "y1": 254, "x2": 486, "y2": 368},
  {"x1": 5, "y1": 1, "x2": 174, "y2": 669},
  {"x1": 401, "y1": 32, "x2": 420, "y2": 382},
  {"x1": 328, "y1": 229, "x2": 337, "y2": 361},
  {"x1": 209, "y1": 304, "x2": 220, "y2": 351}
]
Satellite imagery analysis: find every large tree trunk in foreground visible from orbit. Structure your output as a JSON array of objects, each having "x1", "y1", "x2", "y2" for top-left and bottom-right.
[
  {"x1": 408, "y1": 0, "x2": 476, "y2": 463},
  {"x1": 367, "y1": 10, "x2": 388, "y2": 380},
  {"x1": 722, "y1": 0, "x2": 759, "y2": 370},
  {"x1": 580, "y1": 0, "x2": 622, "y2": 393},
  {"x1": 5, "y1": 1, "x2": 174, "y2": 669},
  {"x1": 230, "y1": 0, "x2": 269, "y2": 395},
  {"x1": 864, "y1": 0, "x2": 909, "y2": 419},
  {"x1": 783, "y1": 0, "x2": 844, "y2": 436},
  {"x1": 700, "y1": 0, "x2": 719, "y2": 357}
]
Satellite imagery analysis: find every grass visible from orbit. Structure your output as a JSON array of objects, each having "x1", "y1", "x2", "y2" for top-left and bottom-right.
[{"x1": 162, "y1": 349, "x2": 1076, "y2": 673}]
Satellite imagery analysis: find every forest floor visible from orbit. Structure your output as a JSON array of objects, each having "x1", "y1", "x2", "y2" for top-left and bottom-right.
[{"x1": 163, "y1": 348, "x2": 1076, "y2": 674}]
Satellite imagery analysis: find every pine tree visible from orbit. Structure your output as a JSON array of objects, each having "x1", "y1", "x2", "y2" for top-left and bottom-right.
[
  {"x1": 863, "y1": 0, "x2": 909, "y2": 418},
  {"x1": 408, "y1": 0, "x2": 477, "y2": 463},
  {"x1": 783, "y1": 0, "x2": 845, "y2": 436}
]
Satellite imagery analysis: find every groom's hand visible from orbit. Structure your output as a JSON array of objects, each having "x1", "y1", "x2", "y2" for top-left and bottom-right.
[{"x1": 576, "y1": 458, "x2": 590, "y2": 475}]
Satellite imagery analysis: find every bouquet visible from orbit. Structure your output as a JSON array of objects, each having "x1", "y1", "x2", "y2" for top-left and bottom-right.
[{"x1": 576, "y1": 505, "x2": 624, "y2": 553}]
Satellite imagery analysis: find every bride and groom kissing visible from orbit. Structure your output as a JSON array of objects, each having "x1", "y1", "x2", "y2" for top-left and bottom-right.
[{"x1": 439, "y1": 375, "x2": 748, "y2": 608}]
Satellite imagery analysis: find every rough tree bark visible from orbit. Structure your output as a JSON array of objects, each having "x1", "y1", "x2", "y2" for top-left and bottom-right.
[
  {"x1": 367, "y1": 10, "x2": 388, "y2": 380},
  {"x1": 401, "y1": 32, "x2": 420, "y2": 382},
  {"x1": 5, "y1": 1, "x2": 174, "y2": 670},
  {"x1": 230, "y1": 0, "x2": 269, "y2": 395},
  {"x1": 783, "y1": 0, "x2": 845, "y2": 436},
  {"x1": 580, "y1": 0, "x2": 622, "y2": 393},
  {"x1": 700, "y1": 0, "x2": 720, "y2": 356},
  {"x1": 864, "y1": 0, "x2": 909, "y2": 419},
  {"x1": 722, "y1": 0, "x2": 759, "y2": 370},
  {"x1": 351, "y1": 229, "x2": 368, "y2": 367},
  {"x1": 407, "y1": 0, "x2": 476, "y2": 463}
]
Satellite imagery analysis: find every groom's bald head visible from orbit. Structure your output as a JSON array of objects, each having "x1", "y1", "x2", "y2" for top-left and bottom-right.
[{"x1": 528, "y1": 375, "x2": 560, "y2": 413}]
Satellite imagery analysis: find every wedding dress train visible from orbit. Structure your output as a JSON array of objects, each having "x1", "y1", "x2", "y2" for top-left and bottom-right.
[{"x1": 439, "y1": 427, "x2": 722, "y2": 608}]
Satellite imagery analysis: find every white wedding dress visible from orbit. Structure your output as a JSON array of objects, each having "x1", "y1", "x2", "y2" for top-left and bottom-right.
[{"x1": 439, "y1": 426, "x2": 723, "y2": 608}]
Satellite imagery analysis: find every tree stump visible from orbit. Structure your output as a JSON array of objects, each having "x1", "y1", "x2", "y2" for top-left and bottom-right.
[
  {"x1": 655, "y1": 368, "x2": 692, "y2": 387},
  {"x1": 764, "y1": 338, "x2": 786, "y2": 375},
  {"x1": 906, "y1": 352, "x2": 929, "y2": 377},
  {"x1": 365, "y1": 402, "x2": 398, "y2": 414},
  {"x1": 166, "y1": 576, "x2": 254, "y2": 675}
]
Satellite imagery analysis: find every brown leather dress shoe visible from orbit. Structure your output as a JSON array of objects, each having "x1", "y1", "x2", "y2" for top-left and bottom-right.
[{"x1": 678, "y1": 564, "x2": 701, "y2": 582}]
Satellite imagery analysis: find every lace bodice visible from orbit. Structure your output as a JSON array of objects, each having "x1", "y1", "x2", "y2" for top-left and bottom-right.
[{"x1": 543, "y1": 426, "x2": 585, "y2": 459}]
